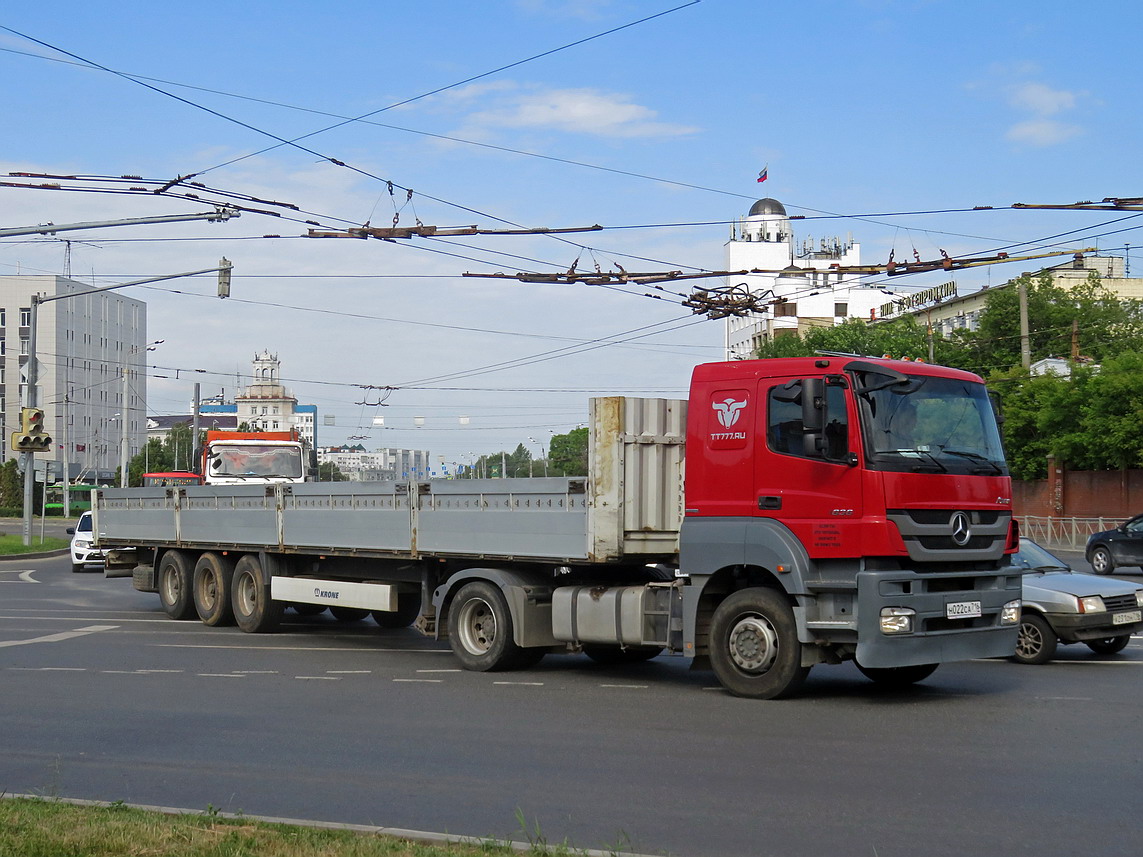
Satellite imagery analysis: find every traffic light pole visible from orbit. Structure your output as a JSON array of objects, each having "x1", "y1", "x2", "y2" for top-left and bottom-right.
[{"x1": 20, "y1": 262, "x2": 232, "y2": 546}]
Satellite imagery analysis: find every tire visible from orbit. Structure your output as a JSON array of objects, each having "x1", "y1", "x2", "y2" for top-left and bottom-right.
[
  {"x1": 856, "y1": 663, "x2": 939, "y2": 687},
  {"x1": 1090, "y1": 546, "x2": 1115, "y2": 575},
  {"x1": 372, "y1": 592, "x2": 421, "y2": 629},
  {"x1": 231, "y1": 555, "x2": 283, "y2": 634},
  {"x1": 1013, "y1": 612, "x2": 1057, "y2": 665},
  {"x1": 1085, "y1": 635, "x2": 1130, "y2": 655},
  {"x1": 71, "y1": 563, "x2": 85, "y2": 574},
  {"x1": 193, "y1": 552, "x2": 236, "y2": 627},
  {"x1": 709, "y1": 588, "x2": 809, "y2": 699},
  {"x1": 330, "y1": 606, "x2": 370, "y2": 622},
  {"x1": 583, "y1": 644, "x2": 664, "y2": 665},
  {"x1": 447, "y1": 581, "x2": 531, "y2": 671},
  {"x1": 291, "y1": 603, "x2": 327, "y2": 616},
  {"x1": 158, "y1": 551, "x2": 196, "y2": 620}
]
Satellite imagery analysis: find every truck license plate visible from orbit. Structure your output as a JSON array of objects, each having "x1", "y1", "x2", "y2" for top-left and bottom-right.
[
  {"x1": 946, "y1": 601, "x2": 982, "y2": 619},
  {"x1": 1112, "y1": 610, "x2": 1142, "y2": 626}
]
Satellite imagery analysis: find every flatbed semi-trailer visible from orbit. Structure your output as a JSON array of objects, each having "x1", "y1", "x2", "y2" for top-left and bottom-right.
[{"x1": 96, "y1": 358, "x2": 1024, "y2": 698}]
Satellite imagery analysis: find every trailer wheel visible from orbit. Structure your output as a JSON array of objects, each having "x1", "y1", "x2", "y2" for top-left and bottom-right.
[
  {"x1": 855, "y1": 663, "x2": 939, "y2": 686},
  {"x1": 583, "y1": 644, "x2": 664, "y2": 665},
  {"x1": 330, "y1": 606, "x2": 369, "y2": 622},
  {"x1": 232, "y1": 555, "x2": 283, "y2": 633},
  {"x1": 158, "y1": 551, "x2": 195, "y2": 620},
  {"x1": 447, "y1": 581, "x2": 530, "y2": 671},
  {"x1": 709, "y1": 588, "x2": 809, "y2": 699},
  {"x1": 291, "y1": 603, "x2": 327, "y2": 617},
  {"x1": 372, "y1": 592, "x2": 421, "y2": 628},
  {"x1": 193, "y1": 552, "x2": 236, "y2": 627}
]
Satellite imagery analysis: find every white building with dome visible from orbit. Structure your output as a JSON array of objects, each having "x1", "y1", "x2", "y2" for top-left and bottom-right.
[{"x1": 724, "y1": 197, "x2": 907, "y2": 359}]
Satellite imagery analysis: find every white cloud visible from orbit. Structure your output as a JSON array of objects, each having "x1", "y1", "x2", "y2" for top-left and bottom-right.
[
  {"x1": 1008, "y1": 82, "x2": 1077, "y2": 116},
  {"x1": 1005, "y1": 118, "x2": 1081, "y2": 147},
  {"x1": 463, "y1": 87, "x2": 698, "y2": 138}
]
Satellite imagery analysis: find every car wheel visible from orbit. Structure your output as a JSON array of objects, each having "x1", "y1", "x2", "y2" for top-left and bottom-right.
[
  {"x1": 1013, "y1": 612, "x2": 1057, "y2": 665},
  {"x1": 1085, "y1": 635, "x2": 1130, "y2": 655},
  {"x1": 1090, "y1": 546, "x2": 1115, "y2": 575},
  {"x1": 71, "y1": 563, "x2": 85, "y2": 574}
]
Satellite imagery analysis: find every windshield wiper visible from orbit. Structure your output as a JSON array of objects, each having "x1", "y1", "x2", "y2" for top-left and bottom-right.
[{"x1": 939, "y1": 448, "x2": 1003, "y2": 474}]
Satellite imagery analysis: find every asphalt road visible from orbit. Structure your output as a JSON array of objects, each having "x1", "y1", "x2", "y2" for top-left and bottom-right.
[{"x1": 2, "y1": 553, "x2": 1141, "y2": 857}]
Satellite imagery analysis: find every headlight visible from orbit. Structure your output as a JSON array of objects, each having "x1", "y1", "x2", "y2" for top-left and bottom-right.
[
  {"x1": 1136, "y1": 591, "x2": 1143, "y2": 608},
  {"x1": 1001, "y1": 600, "x2": 1021, "y2": 625},
  {"x1": 74, "y1": 539, "x2": 92, "y2": 549},
  {"x1": 1079, "y1": 595, "x2": 1106, "y2": 614},
  {"x1": 880, "y1": 607, "x2": 914, "y2": 634}
]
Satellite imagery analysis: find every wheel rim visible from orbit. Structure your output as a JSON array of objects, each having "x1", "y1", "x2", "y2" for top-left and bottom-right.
[
  {"x1": 1093, "y1": 549, "x2": 1111, "y2": 573},
  {"x1": 199, "y1": 572, "x2": 218, "y2": 611},
  {"x1": 727, "y1": 613, "x2": 780, "y2": 673},
  {"x1": 1016, "y1": 622, "x2": 1043, "y2": 660},
  {"x1": 235, "y1": 572, "x2": 256, "y2": 617},
  {"x1": 455, "y1": 597, "x2": 497, "y2": 656},
  {"x1": 162, "y1": 566, "x2": 181, "y2": 605}
]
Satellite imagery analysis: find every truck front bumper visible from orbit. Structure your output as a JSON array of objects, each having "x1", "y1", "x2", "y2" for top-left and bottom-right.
[{"x1": 855, "y1": 568, "x2": 1023, "y2": 668}]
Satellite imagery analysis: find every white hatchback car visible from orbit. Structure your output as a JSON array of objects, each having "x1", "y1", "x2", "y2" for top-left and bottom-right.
[{"x1": 67, "y1": 511, "x2": 106, "y2": 572}]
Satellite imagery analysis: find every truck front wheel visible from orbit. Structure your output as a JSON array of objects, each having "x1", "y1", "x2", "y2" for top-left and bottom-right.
[
  {"x1": 447, "y1": 581, "x2": 531, "y2": 671},
  {"x1": 232, "y1": 555, "x2": 283, "y2": 633},
  {"x1": 709, "y1": 588, "x2": 809, "y2": 699},
  {"x1": 158, "y1": 551, "x2": 195, "y2": 620},
  {"x1": 193, "y1": 552, "x2": 236, "y2": 627}
]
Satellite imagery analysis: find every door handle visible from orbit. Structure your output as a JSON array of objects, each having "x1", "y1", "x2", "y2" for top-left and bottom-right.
[{"x1": 758, "y1": 496, "x2": 782, "y2": 510}]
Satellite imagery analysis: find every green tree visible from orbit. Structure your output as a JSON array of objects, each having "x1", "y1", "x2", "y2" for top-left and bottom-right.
[
  {"x1": 317, "y1": 461, "x2": 348, "y2": 481},
  {"x1": 125, "y1": 422, "x2": 200, "y2": 487},
  {"x1": 753, "y1": 316, "x2": 970, "y2": 367},
  {"x1": 549, "y1": 427, "x2": 588, "y2": 476},
  {"x1": 0, "y1": 458, "x2": 22, "y2": 509},
  {"x1": 955, "y1": 271, "x2": 1143, "y2": 374}
]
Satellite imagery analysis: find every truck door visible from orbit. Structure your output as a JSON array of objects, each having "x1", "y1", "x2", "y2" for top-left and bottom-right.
[{"x1": 756, "y1": 377, "x2": 864, "y2": 558}]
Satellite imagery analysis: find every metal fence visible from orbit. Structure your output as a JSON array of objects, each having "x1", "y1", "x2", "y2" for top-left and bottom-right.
[{"x1": 1016, "y1": 515, "x2": 1119, "y2": 551}]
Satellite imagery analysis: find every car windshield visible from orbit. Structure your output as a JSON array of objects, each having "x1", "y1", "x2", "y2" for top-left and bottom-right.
[
  {"x1": 76, "y1": 513, "x2": 93, "y2": 533},
  {"x1": 856, "y1": 373, "x2": 1008, "y2": 475},
  {"x1": 209, "y1": 444, "x2": 303, "y2": 478},
  {"x1": 1011, "y1": 540, "x2": 1070, "y2": 572}
]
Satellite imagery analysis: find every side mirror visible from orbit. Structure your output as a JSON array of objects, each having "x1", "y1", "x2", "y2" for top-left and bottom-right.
[{"x1": 801, "y1": 378, "x2": 825, "y2": 456}]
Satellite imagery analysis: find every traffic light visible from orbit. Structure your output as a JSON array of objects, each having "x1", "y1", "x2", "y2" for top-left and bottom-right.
[
  {"x1": 217, "y1": 257, "x2": 232, "y2": 298},
  {"x1": 11, "y1": 407, "x2": 52, "y2": 452}
]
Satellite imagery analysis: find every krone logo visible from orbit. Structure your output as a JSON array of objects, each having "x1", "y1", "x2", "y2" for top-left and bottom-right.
[
  {"x1": 949, "y1": 511, "x2": 972, "y2": 546},
  {"x1": 712, "y1": 397, "x2": 747, "y2": 428}
]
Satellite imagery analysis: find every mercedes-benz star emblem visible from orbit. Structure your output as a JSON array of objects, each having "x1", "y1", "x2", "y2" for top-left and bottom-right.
[{"x1": 950, "y1": 511, "x2": 972, "y2": 546}]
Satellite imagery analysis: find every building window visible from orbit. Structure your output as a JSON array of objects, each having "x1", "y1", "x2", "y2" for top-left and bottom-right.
[
  {"x1": 19, "y1": 307, "x2": 31, "y2": 327},
  {"x1": 834, "y1": 302, "x2": 848, "y2": 317},
  {"x1": 774, "y1": 301, "x2": 797, "y2": 317}
]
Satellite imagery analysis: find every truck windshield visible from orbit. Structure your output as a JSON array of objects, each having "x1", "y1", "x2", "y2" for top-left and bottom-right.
[
  {"x1": 210, "y1": 445, "x2": 303, "y2": 479},
  {"x1": 857, "y1": 375, "x2": 1007, "y2": 475}
]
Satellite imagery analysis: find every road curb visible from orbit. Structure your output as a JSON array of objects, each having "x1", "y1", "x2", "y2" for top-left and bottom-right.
[
  {"x1": 0, "y1": 549, "x2": 70, "y2": 561},
  {"x1": 1, "y1": 793, "x2": 660, "y2": 857}
]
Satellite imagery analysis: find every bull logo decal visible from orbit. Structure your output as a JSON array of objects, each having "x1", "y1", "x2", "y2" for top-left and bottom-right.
[{"x1": 712, "y1": 398, "x2": 747, "y2": 428}]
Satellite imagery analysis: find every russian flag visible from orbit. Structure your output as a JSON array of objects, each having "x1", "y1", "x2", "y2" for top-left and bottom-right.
[{"x1": 756, "y1": 166, "x2": 768, "y2": 183}]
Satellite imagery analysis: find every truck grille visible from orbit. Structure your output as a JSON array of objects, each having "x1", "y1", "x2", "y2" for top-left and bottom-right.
[{"x1": 886, "y1": 508, "x2": 1011, "y2": 564}]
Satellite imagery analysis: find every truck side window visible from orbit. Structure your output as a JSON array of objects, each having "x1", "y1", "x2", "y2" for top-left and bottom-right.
[{"x1": 767, "y1": 383, "x2": 848, "y2": 460}]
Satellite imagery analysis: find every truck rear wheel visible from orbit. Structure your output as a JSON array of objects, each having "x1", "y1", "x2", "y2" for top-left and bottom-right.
[
  {"x1": 193, "y1": 552, "x2": 236, "y2": 626},
  {"x1": 583, "y1": 644, "x2": 664, "y2": 665},
  {"x1": 447, "y1": 581, "x2": 531, "y2": 671},
  {"x1": 330, "y1": 606, "x2": 369, "y2": 622},
  {"x1": 158, "y1": 551, "x2": 195, "y2": 620},
  {"x1": 709, "y1": 588, "x2": 809, "y2": 699},
  {"x1": 232, "y1": 555, "x2": 283, "y2": 633}
]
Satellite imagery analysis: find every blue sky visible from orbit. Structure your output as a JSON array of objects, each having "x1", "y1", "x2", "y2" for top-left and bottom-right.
[{"x1": 2, "y1": 0, "x2": 1141, "y2": 465}]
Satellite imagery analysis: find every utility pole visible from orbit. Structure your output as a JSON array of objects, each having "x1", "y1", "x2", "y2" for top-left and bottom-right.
[
  {"x1": 1018, "y1": 277, "x2": 1032, "y2": 369},
  {"x1": 119, "y1": 366, "x2": 130, "y2": 487}
]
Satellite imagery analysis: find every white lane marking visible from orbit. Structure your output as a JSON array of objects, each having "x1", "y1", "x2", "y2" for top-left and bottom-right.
[
  {"x1": 197, "y1": 673, "x2": 247, "y2": 678},
  {"x1": 10, "y1": 667, "x2": 87, "y2": 671},
  {"x1": 0, "y1": 569, "x2": 39, "y2": 583},
  {"x1": 295, "y1": 676, "x2": 341, "y2": 681},
  {"x1": 327, "y1": 670, "x2": 370, "y2": 674},
  {"x1": 493, "y1": 681, "x2": 544, "y2": 686},
  {"x1": 155, "y1": 644, "x2": 450, "y2": 653},
  {"x1": 393, "y1": 678, "x2": 442, "y2": 683},
  {"x1": 0, "y1": 624, "x2": 118, "y2": 648},
  {"x1": 417, "y1": 669, "x2": 461, "y2": 673},
  {"x1": 599, "y1": 684, "x2": 648, "y2": 689}
]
